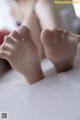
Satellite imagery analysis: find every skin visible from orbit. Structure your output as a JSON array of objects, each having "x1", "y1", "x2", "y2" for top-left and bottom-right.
[
  {"x1": 41, "y1": 28, "x2": 79, "y2": 72},
  {"x1": 11, "y1": 0, "x2": 45, "y2": 59},
  {"x1": 0, "y1": 0, "x2": 79, "y2": 84},
  {"x1": 0, "y1": 26, "x2": 79, "y2": 84},
  {"x1": 0, "y1": 26, "x2": 44, "y2": 84}
]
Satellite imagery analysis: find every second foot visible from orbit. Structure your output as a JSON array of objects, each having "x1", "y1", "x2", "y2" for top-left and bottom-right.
[{"x1": 41, "y1": 28, "x2": 78, "y2": 72}]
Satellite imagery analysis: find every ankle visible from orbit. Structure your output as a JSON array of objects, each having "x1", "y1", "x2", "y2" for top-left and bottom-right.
[{"x1": 23, "y1": 65, "x2": 44, "y2": 84}]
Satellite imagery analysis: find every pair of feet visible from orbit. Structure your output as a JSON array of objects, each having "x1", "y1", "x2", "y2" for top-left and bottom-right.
[{"x1": 0, "y1": 26, "x2": 79, "y2": 84}]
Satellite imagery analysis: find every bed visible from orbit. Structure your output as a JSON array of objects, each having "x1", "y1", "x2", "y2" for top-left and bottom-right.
[
  {"x1": 0, "y1": 1, "x2": 80, "y2": 120},
  {"x1": 0, "y1": 44, "x2": 80, "y2": 120}
]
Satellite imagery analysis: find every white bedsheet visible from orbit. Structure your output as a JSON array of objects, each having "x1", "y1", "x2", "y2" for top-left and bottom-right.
[{"x1": 0, "y1": 45, "x2": 80, "y2": 120}]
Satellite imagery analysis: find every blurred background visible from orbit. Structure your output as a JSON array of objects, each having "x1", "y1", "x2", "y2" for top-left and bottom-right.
[{"x1": 0, "y1": 0, "x2": 80, "y2": 77}]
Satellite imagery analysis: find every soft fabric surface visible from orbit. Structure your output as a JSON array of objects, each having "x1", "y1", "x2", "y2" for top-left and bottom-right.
[
  {"x1": 0, "y1": 1, "x2": 80, "y2": 120},
  {"x1": 0, "y1": 45, "x2": 80, "y2": 120}
]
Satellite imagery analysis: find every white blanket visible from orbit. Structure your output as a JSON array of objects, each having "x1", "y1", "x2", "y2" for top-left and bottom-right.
[{"x1": 0, "y1": 45, "x2": 80, "y2": 120}]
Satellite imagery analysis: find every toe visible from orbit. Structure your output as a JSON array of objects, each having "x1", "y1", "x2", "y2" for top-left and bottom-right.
[
  {"x1": 41, "y1": 28, "x2": 68, "y2": 49},
  {"x1": 52, "y1": 29, "x2": 59, "y2": 40},
  {"x1": 53, "y1": 29, "x2": 64, "y2": 43},
  {"x1": 50, "y1": 28, "x2": 64, "y2": 44},
  {"x1": 41, "y1": 29, "x2": 53, "y2": 47},
  {"x1": 0, "y1": 48, "x2": 10, "y2": 61},
  {"x1": 12, "y1": 31, "x2": 24, "y2": 42},
  {"x1": 41, "y1": 28, "x2": 60, "y2": 47},
  {"x1": 18, "y1": 26, "x2": 31, "y2": 39},
  {"x1": 63, "y1": 30, "x2": 69, "y2": 40},
  {"x1": 57, "y1": 29, "x2": 64, "y2": 41}
]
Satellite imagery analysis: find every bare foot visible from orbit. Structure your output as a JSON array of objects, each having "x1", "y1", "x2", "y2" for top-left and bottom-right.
[
  {"x1": 41, "y1": 28, "x2": 78, "y2": 72},
  {"x1": 0, "y1": 26, "x2": 44, "y2": 84}
]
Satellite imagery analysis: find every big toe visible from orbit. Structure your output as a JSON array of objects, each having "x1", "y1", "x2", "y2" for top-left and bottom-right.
[{"x1": 41, "y1": 29, "x2": 53, "y2": 47}]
